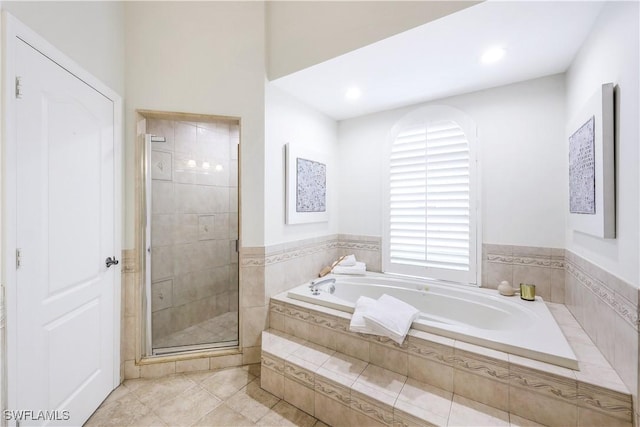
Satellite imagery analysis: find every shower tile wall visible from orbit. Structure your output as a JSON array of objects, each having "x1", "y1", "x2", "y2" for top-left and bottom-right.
[{"x1": 148, "y1": 118, "x2": 239, "y2": 346}]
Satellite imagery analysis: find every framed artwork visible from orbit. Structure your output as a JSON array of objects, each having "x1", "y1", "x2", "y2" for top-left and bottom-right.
[
  {"x1": 567, "y1": 83, "x2": 615, "y2": 238},
  {"x1": 285, "y1": 143, "x2": 329, "y2": 224},
  {"x1": 569, "y1": 116, "x2": 596, "y2": 214}
]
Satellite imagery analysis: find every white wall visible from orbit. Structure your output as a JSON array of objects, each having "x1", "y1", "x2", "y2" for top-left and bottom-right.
[
  {"x1": 338, "y1": 74, "x2": 567, "y2": 248},
  {"x1": 264, "y1": 83, "x2": 338, "y2": 245},
  {"x1": 1, "y1": 1, "x2": 125, "y2": 96},
  {"x1": 124, "y1": 2, "x2": 266, "y2": 248},
  {"x1": 565, "y1": 2, "x2": 640, "y2": 287},
  {"x1": 266, "y1": 1, "x2": 479, "y2": 80}
]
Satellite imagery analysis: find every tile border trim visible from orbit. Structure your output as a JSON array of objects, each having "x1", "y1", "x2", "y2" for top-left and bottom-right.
[
  {"x1": 565, "y1": 256, "x2": 638, "y2": 330},
  {"x1": 268, "y1": 297, "x2": 633, "y2": 423},
  {"x1": 240, "y1": 235, "x2": 380, "y2": 267}
]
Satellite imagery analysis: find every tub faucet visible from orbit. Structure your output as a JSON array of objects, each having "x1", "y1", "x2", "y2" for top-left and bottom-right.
[{"x1": 309, "y1": 277, "x2": 336, "y2": 296}]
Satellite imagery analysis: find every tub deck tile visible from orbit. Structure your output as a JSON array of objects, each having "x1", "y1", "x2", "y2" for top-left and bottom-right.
[
  {"x1": 262, "y1": 329, "x2": 304, "y2": 358},
  {"x1": 396, "y1": 378, "x2": 452, "y2": 424},
  {"x1": 320, "y1": 352, "x2": 367, "y2": 384},
  {"x1": 454, "y1": 340, "x2": 509, "y2": 363},
  {"x1": 261, "y1": 328, "x2": 606, "y2": 427},
  {"x1": 577, "y1": 382, "x2": 633, "y2": 422},
  {"x1": 284, "y1": 355, "x2": 319, "y2": 388},
  {"x1": 265, "y1": 293, "x2": 634, "y2": 426},
  {"x1": 350, "y1": 388, "x2": 395, "y2": 426},
  {"x1": 509, "y1": 365, "x2": 579, "y2": 403},
  {"x1": 508, "y1": 353, "x2": 577, "y2": 379},
  {"x1": 452, "y1": 348, "x2": 510, "y2": 383},
  {"x1": 314, "y1": 373, "x2": 352, "y2": 406},
  {"x1": 353, "y1": 364, "x2": 407, "y2": 401}
]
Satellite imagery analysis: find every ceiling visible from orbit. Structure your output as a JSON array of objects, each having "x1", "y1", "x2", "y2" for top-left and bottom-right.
[{"x1": 270, "y1": 1, "x2": 605, "y2": 121}]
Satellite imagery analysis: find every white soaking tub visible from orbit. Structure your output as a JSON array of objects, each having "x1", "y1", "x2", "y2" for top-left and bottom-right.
[{"x1": 287, "y1": 272, "x2": 579, "y2": 369}]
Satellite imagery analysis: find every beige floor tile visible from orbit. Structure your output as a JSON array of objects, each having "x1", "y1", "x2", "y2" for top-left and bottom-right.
[
  {"x1": 128, "y1": 374, "x2": 197, "y2": 410},
  {"x1": 509, "y1": 413, "x2": 546, "y2": 427},
  {"x1": 226, "y1": 378, "x2": 280, "y2": 422},
  {"x1": 246, "y1": 363, "x2": 262, "y2": 378},
  {"x1": 182, "y1": 369, "x2": 218, "y2": 384},
  {"x1": 85, "y1": 392, "x2": 151, "y2": 426},
  {"x1": 256, "y1": 400, "x2": 316, "y2": 427},
  {"x1": 154, "y1": 385, "x2": 222, "y2": 427},
  {"x1": 448, "y1": 395, "x2": 509, "y2": 427},
  {"x1": 101, "y1": 384, "x2": 132, "y2": 405},
  {"x1": 200, "y1": 366, "x2": 256, "y2": 399},
  {"x1": 127, "y1": 411, "x2": 169, "y2": 427},
  {"x1": 193, "y1": 403, "x2": 255, "y2": 426}
]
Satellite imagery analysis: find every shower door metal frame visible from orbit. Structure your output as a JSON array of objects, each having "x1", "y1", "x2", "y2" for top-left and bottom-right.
[{"x1": 135, "y1": 111, "x2": 242, "y2": 363}]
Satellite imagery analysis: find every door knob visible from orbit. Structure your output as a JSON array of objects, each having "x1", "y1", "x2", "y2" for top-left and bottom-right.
[{"x1": 105, "y1": 257, "x2": 119, "y2": 268}]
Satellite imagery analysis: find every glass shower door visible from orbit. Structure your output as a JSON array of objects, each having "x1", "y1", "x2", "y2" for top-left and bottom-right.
[{"x1": 143, "y1": 116, "x2": 240, "y2": 356}]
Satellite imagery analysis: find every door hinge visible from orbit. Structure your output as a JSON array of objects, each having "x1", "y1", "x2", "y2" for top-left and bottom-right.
[
  {"x1": 235, "y1": 240, "x2": 239, "y2": 253},
  {"x1": 15, "y1": 76, "x2": 23, "y2": 99},
  {"x1": 16, "y1": 248, "x2": 21, "y2": 269}
]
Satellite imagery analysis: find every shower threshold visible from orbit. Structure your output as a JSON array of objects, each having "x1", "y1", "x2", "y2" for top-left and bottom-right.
[{"x1": 153, "y1": 339, "x2": 239, "y2": 356}]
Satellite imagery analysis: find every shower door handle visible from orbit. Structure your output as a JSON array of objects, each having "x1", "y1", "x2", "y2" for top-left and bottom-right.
[{"x1": 105, "y1": 256, "x2": 120, "y2": 268}]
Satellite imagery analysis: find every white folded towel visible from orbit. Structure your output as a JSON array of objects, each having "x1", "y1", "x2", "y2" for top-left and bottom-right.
[
  {"x1": 363, "y1": 294, "x2": 420, "y2": 345},
  {"x1": 349, "y1": 296, "x2": 383, "y2": 335},
  {"x1": 332, "y1": 261, "x2": 366, "y2": 275},
  {"x1": 338, "y1": 254, "x2": 357, "y2": 266}
]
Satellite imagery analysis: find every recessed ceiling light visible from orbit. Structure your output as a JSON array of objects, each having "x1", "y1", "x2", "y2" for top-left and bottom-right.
[
  {"x1": 345, "y1": 87, "x2": 362, "y2": 101},
  {"x1": 481, "y1": 47, "x2": 506, "y2": 64}
]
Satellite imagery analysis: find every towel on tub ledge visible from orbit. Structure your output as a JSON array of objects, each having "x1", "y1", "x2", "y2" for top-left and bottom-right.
[
  {"x1": 350, "y1": 294, "x2": 420, "y2": 344},
  {"x1": 349, "y1": 296, "x2": 384, "y2": 335},
  {"x1": 337, "y1": 254, "x2": 357, "y2": 266},
  {"x1": 332, "y1": 261, "x2": 366, "y2": 275}
]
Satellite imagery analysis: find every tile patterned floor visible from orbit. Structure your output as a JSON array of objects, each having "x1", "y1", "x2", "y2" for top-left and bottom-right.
[
  {"x1": 87, "y1": 363, "x2": 546, "y2": 427},
  {"x1": 86, "y1": 364, "x2": 327, "y2": 427},
  {"x1": 154, "y1": 311, "x2": 239, "y2": 349}
]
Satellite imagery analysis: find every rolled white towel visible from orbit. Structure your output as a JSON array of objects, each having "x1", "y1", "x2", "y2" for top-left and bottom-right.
[
  {"x1": 337, "y1": 254, "x2": 357, "y2": 266},
  {"x1": 349, "y1": 296, "x2": 383, "y2": 335},
  {"x1": 363, "y1": 294, "x2": 420, "y2": 345},
  {"x1": 332, "y1": 261, "x2": 366, "y2": 275}
]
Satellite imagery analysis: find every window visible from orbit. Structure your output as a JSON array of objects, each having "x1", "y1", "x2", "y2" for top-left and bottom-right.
[{"x1": 383, "y1": 106, "x2": 479, "y2": 284}]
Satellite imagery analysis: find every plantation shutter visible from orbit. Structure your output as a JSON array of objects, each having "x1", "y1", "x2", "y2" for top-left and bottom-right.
[{"x1": 389, "y1": 120, "x2": 471, "y2": 279}]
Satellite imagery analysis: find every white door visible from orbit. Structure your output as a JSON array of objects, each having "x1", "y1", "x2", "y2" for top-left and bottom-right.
[{"x1": 11, "y1": 37, "x2": 117, "y2": 425}]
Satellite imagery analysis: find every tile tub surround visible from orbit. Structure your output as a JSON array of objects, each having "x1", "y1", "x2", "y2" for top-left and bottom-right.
[
  {"x1": 482, "y1": 244, "x2": 566, "y2": 303},
  {"x1": 564, "y1": 250, "x2": 639, "y2": 420},
  {"x1": 264, "y1": 295, "x2": 633, "y2": 426},
  {"x1": 239, "y1": 234, "x2": 381, "y2": 364}
]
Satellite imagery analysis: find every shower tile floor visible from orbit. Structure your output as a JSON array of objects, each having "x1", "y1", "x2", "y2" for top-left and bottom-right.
[{"x1": 154, "y1": 311, "x2": 238, "y2": 350}]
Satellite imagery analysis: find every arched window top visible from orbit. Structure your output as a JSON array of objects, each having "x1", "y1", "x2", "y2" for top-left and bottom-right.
[
  {"x1": 383, "y1": 105, "x2": 479, "y2": 284},
  {"x1": 388, "y1": 105, "x2": 477, "y2": 144}
]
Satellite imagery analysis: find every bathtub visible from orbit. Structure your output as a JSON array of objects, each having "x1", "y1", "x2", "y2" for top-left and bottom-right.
[{"x1": 287, "y1": 272, "x2": 579, "y2": 370}]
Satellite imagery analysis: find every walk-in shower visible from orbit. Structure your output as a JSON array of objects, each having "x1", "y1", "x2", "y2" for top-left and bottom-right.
[{"x1": 139, "y1": 112, "x2": 240, "y2": 356}]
